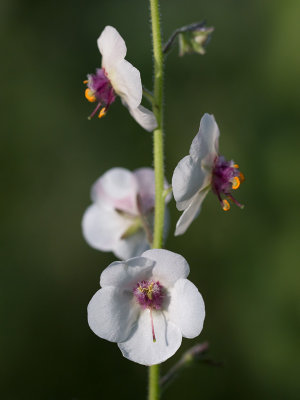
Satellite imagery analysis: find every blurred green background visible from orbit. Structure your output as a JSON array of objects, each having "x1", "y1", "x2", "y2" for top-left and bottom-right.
[{"x1": 1, "y1": 0, "x2": 300, "y2": 398}]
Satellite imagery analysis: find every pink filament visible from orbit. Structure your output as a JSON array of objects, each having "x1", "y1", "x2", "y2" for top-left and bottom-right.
[{"x1": 150, "y1": 309, "x2": 156, "y2": 343}]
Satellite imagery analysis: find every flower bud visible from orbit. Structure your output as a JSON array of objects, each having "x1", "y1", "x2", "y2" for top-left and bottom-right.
[{"x1": 178, "y1": 25, "x2": 214, "y2": 56}]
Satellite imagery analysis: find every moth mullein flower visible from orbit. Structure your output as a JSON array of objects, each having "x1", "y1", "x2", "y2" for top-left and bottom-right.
[
  {"x1": 87, "y1": 249, "x2": 205, "y2": 366},
  {"x1": 82, "y1": 167, "x2": 170, "y2": 260},
  {"x1": 84, "y1": 25, "x2": 157, "y2": 132},
  {"x1": 172, "y1": 113, "x2": 244, "y2": 236}
]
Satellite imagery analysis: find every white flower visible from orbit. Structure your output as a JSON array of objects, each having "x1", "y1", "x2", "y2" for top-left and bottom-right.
[
  {"x1": 172, "y1": 113, "x2": 244, "y2": 236},
  {"x1": 82, "y1": 167, "x2": 170, "y2": 260},
  {"x1": 84, "y1": 25, "x2": 157, "y2": 132},
  {"x1": 88, "y1": 249, "x2": 205, "y2": 366}
]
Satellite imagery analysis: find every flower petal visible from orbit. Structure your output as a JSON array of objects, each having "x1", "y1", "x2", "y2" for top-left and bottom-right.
[
  {"x1": 109, "y1": 59, "x2": 142, "y2": 109},
  {"x1": 174, "y1": 188, "x2": 209, "y2": 236},
  {"x1": 127, "y1": 104, "x2": 158, "y2": 132},
  {"x1": 142, "y1": 249, "x2": 190, "y2": 287},
  {"x1": 91, "y1": 168, "x2": 138, "y2": 214},
  {"x1": 134, "y1": 168, "x2": 156, "y2": 213},
  {"x1": 82, "y1": 204, "x2": 131, "y2": 251},
  {"x1": 190, "y1": 113, "x2": 220, "y2": 166},
  {"x1": 168, "y1": 279, "x2": 205, "y2": 338},
  {"x1": 118, "y1": 309, "x2": 182, "y2": 365},
  {"x1": 114, "y1": 229, "x2": 150, "y2": 260},
  {"x1": 172, "y1": 155, "x2": 207, "y2": 205},
  {"x1": 134, "y1": 168, "x2": 171, "y2": 214},
  {"x1": 88, "y1": 287, "x2": 138, "y2": 343},
  {"x1": 98, "y1": 26, "x2": 127, "y2": 70},
  {"x1": 100, "y1": 256, "x2": 154, "y2": 290}
]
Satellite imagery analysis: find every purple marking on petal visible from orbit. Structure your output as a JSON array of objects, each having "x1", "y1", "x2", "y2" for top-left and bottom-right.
[
  {"x1": 87, "y1": 68, "x2": 116, "y2": 108},
  {"x1": 133, "y1": 280, "x2": 164, "y2": 310},
  {"x1": 212, "y1": 155, "x2": 243, "y2": 208}
]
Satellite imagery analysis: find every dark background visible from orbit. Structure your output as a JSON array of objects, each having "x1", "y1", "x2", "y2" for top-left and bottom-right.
[{"x1": 1, "y1": 0, "x2": 300, "y2": 398}]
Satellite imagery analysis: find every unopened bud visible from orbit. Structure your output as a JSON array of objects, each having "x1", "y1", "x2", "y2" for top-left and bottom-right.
[{"x1": 178, "y1": 25, "x2": 214, "y2": 56}]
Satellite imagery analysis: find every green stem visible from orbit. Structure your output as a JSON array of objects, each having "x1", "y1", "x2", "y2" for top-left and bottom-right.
[
  {"x1": 150, "y1": 0, "x2": 164, "y2": 251},
  {"x1": 149, "y1": 0, "x2": 164, "y2": 399},
  {"x1": 149, "y1": 364, "x2": 160, "y2": 400}
]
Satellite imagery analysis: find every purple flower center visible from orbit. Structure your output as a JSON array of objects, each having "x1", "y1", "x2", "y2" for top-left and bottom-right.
[
  {"x1": 133, "y1": 280, "x2": 165, "y2": 343},
  {"x1": 85, "y1": 68, "x2": 116, "y2": 119},
  {"x1": 212, "y1": 155, "x2": 244, "y2": 210},
  {"x1": 133, "y1": 280, "x2": 164, "y2": 310}
]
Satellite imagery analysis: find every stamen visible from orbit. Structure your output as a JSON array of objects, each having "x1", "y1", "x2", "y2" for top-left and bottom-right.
[
  {"x1": 133, "y1": 280, "x2": 164, "y2": 310},
  {"x1": 85, "y1": 88, "x2": 96, "y2": 103},
  {"x1": 222, "y1": 199, "x2": 230, "y2": 211},
  {"x1": 83, "y1": 80, "x2": 88, "y2": 84},
  {"x1": 233, "y1": 164, "x2": 239, "y2": 169},
  {"x1": 239, "y1": 171, "x2": 245, "y2": 183},
  {"x1": 149, "y1": 309, "x2": 156, "y2": 343},
  {"x1": 227, "y1": 194, "x2": 244, "y2": 209},
  {"x1": 98, "y1": 107, "x2": 107, "y2": 119},
  {"x1": 88, "y1": 102, "x2": 102, "y2": 120},
  {"x1": 231, "y1": 176, "x2": 240, "y2": 190}
]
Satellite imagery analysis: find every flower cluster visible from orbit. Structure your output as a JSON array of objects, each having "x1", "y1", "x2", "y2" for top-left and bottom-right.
[{"x1": 83, "y1": 25, "x2": 244, "y2": 367}]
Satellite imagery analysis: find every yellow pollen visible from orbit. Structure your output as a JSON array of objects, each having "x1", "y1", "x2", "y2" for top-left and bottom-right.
[
  {"x1": 98, "y1": 107, "x2": 107, "y2": 119},
  {"x1": 138, "y1": 283, "x2": 154, "y2": 300},
  {"x1": 85, "y1": 88, "x2": 96, "y2": 102},
  {"x1": 231, "y1": 176, "x2": 240, "y2": 190},
  {"x1": 233, "y1": 164, "x2": 239, "y2": 169},
  {"x1": 83, "y1": 80, "x2": 88, "y2": 84},
  {"x1": 222, "y1": 199, "x2": 230, "y2": 211}
]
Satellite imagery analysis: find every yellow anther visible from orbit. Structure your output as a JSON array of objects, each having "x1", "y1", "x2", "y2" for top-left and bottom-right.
[
  {"x1": 85, "y1": 88, "x2": 96, "y2": 102},
  {"x1": 239, "y1": 171, "x2": 245, "y2": 183},
  {"x1": 98, "y1": 107, "x2": 107, "y2": 119},
  {"x1": 233, "y1": 164, "x2": 239, "y2": 169},
  {"x1": 222, "y1": 199, "x2": 230, "y2": 211},
  {"x1": 138, "y1": 282, "x2": 154, "y2": 300},
  {"x1": 231, "y1": 176, "x2": 240, "y2": 190},
  {"x1": 83, "y1": 80, "x2": 88, "y2": 84}
]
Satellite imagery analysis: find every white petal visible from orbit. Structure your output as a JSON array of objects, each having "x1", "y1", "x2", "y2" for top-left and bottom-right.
[
  {"x1": 91, "y1": 168, "x2": 138, "y2": 214},
  {"x1": 109, "y1": 59, "x2": 142, "y2": 109},
  {"x1": 142, "y1": 249, "x2": 190, "y2": 287},
  {"x1": 172, "y1": 114, "x2": 218, "y2": 212},
  {"x1": 134, "y1": 168, "x2": 156, "y2": 213},
  {"x1": 172, "y1": 155, "x2": 206, "y2": 205},
  {"x1": 174, "y1": 188, "x2": 209, "y2": 236},
  {"x1": 82, "y1": 204, "x2": 131, "y2": 251},
  {"x1": 134, "y1": 168, "x2": 171, "y2": 213},
  {"x1": 88, "y1": 287, "x2": 138, "y2": 343},
  {"x1": 100, "y1": 256, "x2": 154, "y2": 290},
  {"x1": 174, "y1": 197, "x2": 193, "y2": 212},
  {"x1": 163, "y1": 205, "x2": 171, "y2": 244},
  {"x1": 98, "y1": 26, "x2": 127, "y2": 70},
  {"x1": 190, "y1": 113, "x2": 220, "y2": 166},
  {"x1": 168, "y1": 279, "x2": 205, "y2": 338},
  {"x1": 118, "y1": 309, "x2": 182, "y2": 365},
  {"x1": 114, "y1": 229, "x2": 150, "y2": 260},
  {"x1": 127, "y1": 104, "x2": 158, "y2": 132}
]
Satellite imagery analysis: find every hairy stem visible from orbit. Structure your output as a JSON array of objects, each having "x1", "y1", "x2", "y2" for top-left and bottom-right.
[
  {"x1": 150, "y1": 0, "x2": 164, "y2": 251},
  {"x1": 149, "y1": 0, "x2": 164, "y2": 399}
]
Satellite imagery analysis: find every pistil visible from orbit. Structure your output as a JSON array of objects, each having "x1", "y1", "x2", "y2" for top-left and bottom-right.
[
  {"x1": 150, "y1": 309, "x2": 156, "y2": 343},
  {"x1": 133, "y1": 279, "x2": 164, "y2": 342}
]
